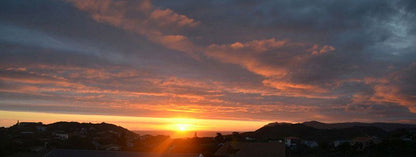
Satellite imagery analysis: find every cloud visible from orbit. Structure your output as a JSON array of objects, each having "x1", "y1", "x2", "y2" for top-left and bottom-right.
[
  {"x1": 370, "y1": 63, "x2": 416, "y2": 112},
  {"x1": 205, "y1": 38, "x2": 337, "y2": 97},
  {"x1": 67, "y1": 0, "x2": 201, "y2": 59},
  {"x1": 309, "y1": 44, "x2": 335, "y2": 55},
  {"x1": 206, "y1": 38, "x2": 298, "y2": 77},
  {"x1": 0, "y1": 24, "x2": 99, "y2": 56},
  {"x1": 262, "y1": 79, "x2": 327, "y2": 94},
  {"x1": 149, "y1": 8, "x2": 199, "y2": 27},
  {"x1": 337, "y1": 62, "x2": 416, "y2": 114},
  {"x1": 1, "y1": 0, "x2": 416, "y2": 123}
]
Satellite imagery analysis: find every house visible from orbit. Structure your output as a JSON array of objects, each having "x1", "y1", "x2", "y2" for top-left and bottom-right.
[
  {"x1": 20, "y1": 131, "x2": 34, "y2": 134},
  {"x1": 267, "y1": 138, "x2": 284, "y2": 143},
  {"x1": 104, "y1": 145, "x2": 120, "y2": 151},
  {"x1": 214, "y1": 142, "x2": 286, "y2": 157},
  {"x1": 351, "y1": 137, "x2": 373, "y2": 151},
  {"x1": 244, "y1": 137, "x2": 256, "y2": 141},
  {"x1": 53, "y1": 133, "x2": 69, "y2": 140},
  {"x1": 302, "y1": 140, "x2": 319, "y2": 148},
  {"x1": 18, "y1": 122, "x2": 43, "y2": 127},
  {"x1": 400, "y1": 135, "x2": 412, "y2": 142},
  {"x1": 29, "y1": 146, "x2": 45, "y2": 152},
  {"x1": 36, "y1": 126, "x2": 47, "y2": 132},
  {"x1": 285, "y1": 137, "x2": 300, "y2": 148},
  {"x1": 333, "y1": 140, "x2": 351, "y2": 147}
]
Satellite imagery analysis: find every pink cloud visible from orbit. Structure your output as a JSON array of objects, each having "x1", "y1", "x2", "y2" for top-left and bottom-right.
[
  {"x1": 149, "y1": 9, "x2": 199, "y2": 27},
  {"x1": 309, "y1": 44, "x2": 335, "y2": 55},
  {"x1": 371, "y1": 84, "x2": 416, "y2": 113},
  {"x1": 227, "y1": 38, "x2": 289, "y2": 52},
  {"x1": 262, "y1": 79, "x2": 328, "y2": 94}
]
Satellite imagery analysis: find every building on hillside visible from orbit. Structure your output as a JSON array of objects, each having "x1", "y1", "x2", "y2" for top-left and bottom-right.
[
  {"x1": 29, "y1": 146, "x2": 45, "y2": 152},
  {"x1": 400, "y1": 135, "x2": 412, "y2": 142},
  {"x1": 267, "y1": 138, "x2": 284, "y2": 143},
  {"x1": 36, "y1": 126, "x2": 47, "y2": 132},
  {"x1": 53, "y1": 133, "x2": 69, "y2": 140},
  {"x1": 244, "y1": 137, "x2": 255, "y2": 141},
  {"x1": 104, "y1": 144, "x2": 120, "y2": 151},
  {"x1": 285, "y1": 137, "x2": 300, "y2": 149},
  {"x1": 18, "y1": 122, "x2": 43, "y2": 126},
  {"x1": 351, "y1": 137, "x2": 373, "y2": 151},
  {"x1": 302, "y1": 140, "x2": 319, "y2": 148},
  {"x1": 20, "y1": 131, "x2": 34, "y2": 135},
  {"x1": 214, "y1": 142, "x2": 286, "y2": 157},
  {"x1": 333, "y1": 140, "x2": 351, "y2": 148}
]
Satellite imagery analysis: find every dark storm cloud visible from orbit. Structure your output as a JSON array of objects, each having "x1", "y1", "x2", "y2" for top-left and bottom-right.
[{"x1": 0, "y1": 0, "x2": 415, "y2": 123}]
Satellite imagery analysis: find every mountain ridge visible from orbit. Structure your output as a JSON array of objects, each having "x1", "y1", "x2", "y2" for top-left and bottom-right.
[
  {"x1": 247, "y1": 121, "x2": 416, "y2": 142},
  {"x1": 302, "y1": 120, "x2": 416, "y2": 131}
]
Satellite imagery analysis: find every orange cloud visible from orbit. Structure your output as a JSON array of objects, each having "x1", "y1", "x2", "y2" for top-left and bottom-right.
[
  {"x1": 206, "y1": 38, "x2": 291, "y2": 77},
  {"x1": 227, "y1": 38, "x2": 289, "y2": 52},
  {"x1": 262, "y1": 79, "x2": 328, "y2": 93},
  {"x1": 309, "y1": 44, "x2": 335, "y2": 55},
  {"x1": 149, "y1": 9, "x2": 199, "y2": 27},
  {"x1": 1, "y1": 63, "x2": 338, "y2": 122},
  {"x1": 342, "y1": 67, "x2": 416, "y2": 113},
  {"x1": 371, "y1": 84, "x2": 416, "y2": 113}
]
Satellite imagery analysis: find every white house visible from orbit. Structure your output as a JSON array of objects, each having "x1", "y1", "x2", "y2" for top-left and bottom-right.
[
  {"x1": 302, "y1": 140, "x2": 319, "y2": 148},
  {"x1": 54, "y1": 133, "x2": 69, "y2": 140}
]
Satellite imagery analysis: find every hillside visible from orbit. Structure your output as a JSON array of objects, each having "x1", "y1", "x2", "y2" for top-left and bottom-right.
[
  {"x1": 302, "y1": 121, "x2": 416, "y2": 131},
  {"x1": 253, "y1": 122, "x2": 398, "y2": 142},
  {"x1": 1, "y1": 121, "x2": 142, "y2": 156},
  {"x1": 0, "y1": 121, "x2": 214, "y2": 156}
]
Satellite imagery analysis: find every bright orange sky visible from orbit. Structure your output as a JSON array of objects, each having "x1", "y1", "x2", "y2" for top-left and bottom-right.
[{"x1": 0, "y1": 110, "x2": 269, "y2": 131}]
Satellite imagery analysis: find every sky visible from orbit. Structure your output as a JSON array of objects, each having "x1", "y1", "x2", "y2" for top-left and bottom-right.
[{"x1": 1, "y1": 0, "x2": 416, "y2": 131}]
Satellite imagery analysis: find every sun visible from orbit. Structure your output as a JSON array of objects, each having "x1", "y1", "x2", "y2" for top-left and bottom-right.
[
  {"x1": 179, "y1": 125, "x2": 186, "y2": 131},
  {"x1": 176, "y1": 124, "x2": 191, "y2": 132},
  {"x1": 167, "y1": 118, "x2": 197, "y2": 132}
]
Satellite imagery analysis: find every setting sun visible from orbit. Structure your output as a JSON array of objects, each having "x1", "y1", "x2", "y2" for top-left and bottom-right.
[
  {"x1": 176, "y1": 124, "x2": 190, "y2": 131},
  {"x1": 167, "y1": 118, "x2": 196, "y2": 132}
]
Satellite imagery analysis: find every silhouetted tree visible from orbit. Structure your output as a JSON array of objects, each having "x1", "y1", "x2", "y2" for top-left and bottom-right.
[{"x1": 214, "y1": 133, "x2": 225, "y2": 143}]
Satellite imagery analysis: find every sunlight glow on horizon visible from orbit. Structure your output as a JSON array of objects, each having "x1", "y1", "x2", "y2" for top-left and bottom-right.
[
  {"x1": 0, "y1": 110, "x2": 269, "y2": 131},
  {"x1": 175, "y1": 123, "x2": 192, "y2": 131}
]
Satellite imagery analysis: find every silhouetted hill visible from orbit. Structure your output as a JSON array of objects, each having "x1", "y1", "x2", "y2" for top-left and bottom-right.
[
  {"x1": 46, "y1": 121, "x2": 136, "y2": 136},
  {"x1": 253, "y1": 122, "x2": 388, "y2": 142},
  {"x1": 255, "y1": 122, "x2": 317, "y2": 139},
  {"x1": 303, "y1": 121, "x2": 416, "y2": 131},
  {"x1": 1, "y1": 122, "x2": 215, "y2": 156}
]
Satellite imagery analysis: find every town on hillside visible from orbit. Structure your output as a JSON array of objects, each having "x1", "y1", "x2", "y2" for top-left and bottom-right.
[{"x1": 0, "y1": 121, "x2": 415, "y2": 157}]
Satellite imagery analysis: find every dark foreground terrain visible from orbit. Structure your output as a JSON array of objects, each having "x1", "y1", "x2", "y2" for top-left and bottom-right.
[{"x1": 1, "y1": 121, "x2": 415, "y2": 157}]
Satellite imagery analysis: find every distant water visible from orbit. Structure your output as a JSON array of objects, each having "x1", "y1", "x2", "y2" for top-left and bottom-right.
[{"x1": 134, "y1": 130, "x2": 234, "y2": 138}]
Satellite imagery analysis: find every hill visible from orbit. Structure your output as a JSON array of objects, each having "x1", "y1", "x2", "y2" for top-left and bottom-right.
[
  {"x1": 1, "y1": 121, "x2": 141, "y2": 156},
  {"x1": 1, "y1": 121, "x2": 214, "y2": 156},
  {"x1": 302, "y1": 121, "x2": 416, "y2": 131},
  {"x1": 252, "y1": 122, "x2": 398, "y2": 142}
]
